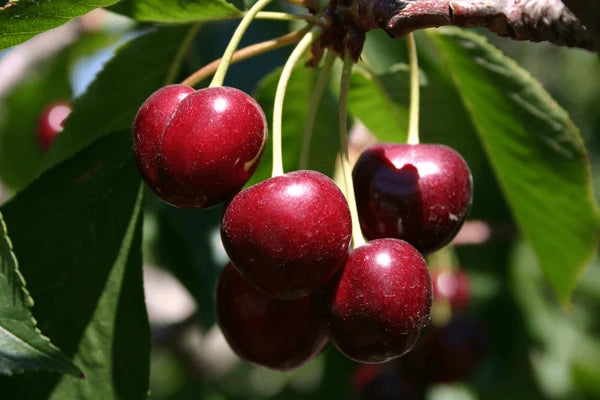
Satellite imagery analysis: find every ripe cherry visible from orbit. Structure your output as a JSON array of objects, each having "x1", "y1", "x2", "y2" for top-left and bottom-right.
[
  {"x1": 133, "y1": 85, "x2": 267, "y2": 208},
  {"x1": 216, "y1": 262, "x2": 328, "y2": 371},
  {"x1": 432, "y1": 269, "x2": 470, "y2": 311},
  {"x1": 221, "y1": 170, "x2": 352, "y2": 300},
  {"x1": 321, "y1": 238, "x2": 432, "y2": 363},
  {"x1": 352, "y1": 144, "x2": 472, "y2": 254},
  {"x1": 37, "y1": 101, "x2": 72, "y2": 152},
  {"x1": 398, "y1": 316, "x2": 486, "y2": 385}
]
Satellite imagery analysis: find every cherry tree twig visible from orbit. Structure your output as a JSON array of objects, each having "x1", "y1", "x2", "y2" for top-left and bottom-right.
[{"x1": 352, "y1": 0, "x2": 596, "y2": 50}]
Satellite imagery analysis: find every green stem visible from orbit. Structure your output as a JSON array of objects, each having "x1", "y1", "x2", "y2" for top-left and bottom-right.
[
  {"x1": 254, "y1": 11, "x2": 313, "y2": 21},
  {"x1": 406, "y1": 33, "x2": 420, "y2": 145},
  {"x1": 164, "y1": 23, "x2": 201, "y2": 86},
  {"x1": 339, "y1": 53, "x2": 366, "y2": 248},
  {"x1": 210, "y1": 0, "x2": 275, "y2": 88},
  {"x1": 271, "y1": 28, "x2": 320, "y2": 177},
  {"x1": 427, "y1": 245, "x2": 458, "y2": 273},
  {"x1": 181, "y1": 30, "x2": 306, "y2": 87},
  {"x1": 299, "y1": 50, "x2": 336, "y2": 170}
]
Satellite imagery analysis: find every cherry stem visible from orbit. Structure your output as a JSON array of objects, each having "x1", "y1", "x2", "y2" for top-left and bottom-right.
[
  {"x1": 181, "y1": 30, "x2": 306, "y2": 87},
  {"x1": 271, "y1": 28, "x2": 320, "y2": 177},
  {"x1": 210, "y1": 0, "x2": 275, "y2": 88},
  {"x1": 427, "y1": 246, "x2": 458, "y2": 273},
  {"x1": 406, "y1": 33, "x2": 420, "y2": 145},
  {"x1": 281, "y1": 0, "x2": 317, "y2": 9},
  {"x1": 299, "y1": 50, "x2": 336, "y2": 170},
  {"x1": 253, "y1": 11, "x2": 314, "y2": 21},
  {"x1": 164, "y1": 23, "x2": 201, "y2": 85},
  {"x1": 339, "y1": 52, "x2": 366, "y2": 248}
]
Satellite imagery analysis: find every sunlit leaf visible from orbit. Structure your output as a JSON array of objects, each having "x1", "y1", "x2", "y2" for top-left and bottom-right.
[
  {"x1": 110, "y1": 0, "x2": 241, "y2": 23},
  {"x1": 0, "y1": 0, "x2": 119, "y2": 49},
  {"x1": 429, "y1": 27, "x2": 600, "y2": 302}
]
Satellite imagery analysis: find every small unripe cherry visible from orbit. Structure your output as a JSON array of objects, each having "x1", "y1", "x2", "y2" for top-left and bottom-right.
[{"x1": 37, "y1": 101, "x2": 72, "y2": 152}]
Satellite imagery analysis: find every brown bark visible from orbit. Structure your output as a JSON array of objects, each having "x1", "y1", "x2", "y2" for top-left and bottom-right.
[{"x1": 359, "y1": 0, "x2": 596, "y2": 50}]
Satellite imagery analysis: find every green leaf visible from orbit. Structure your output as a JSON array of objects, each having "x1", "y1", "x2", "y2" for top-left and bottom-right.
[
  {"x1": 0, "y1": 211, "x2": 80, "y2": 377},
  {"x1": 110, "y1": 0, "x2": 241, "y2": 23},
  {"x1": 0, "y1": 130, "x2": 149, "y2": 399},
  {"x1": 250, "y1": 62, "x2": 340, "y2": 185},
  {"x1": 0, "y1": 49, "x2": 71, "y2": 192},
  {"x1": 571, "y1": 335, "x2": 600, "y2": 397},
  {"x1": 346, "y1": 64, "x2": 408, "y2": 143},
  {"x1": 0, "y1": 0, "x2": 120, "y2": 50},
  {"x1": 428, "y1": 27, "x2": 600, "y2": 302},
  {"x1": 143, "y1": 203, "x2": 224, "y2": 329},
  {"x1": 43, "y1": 24, "x2": 195, "y2": 171}
]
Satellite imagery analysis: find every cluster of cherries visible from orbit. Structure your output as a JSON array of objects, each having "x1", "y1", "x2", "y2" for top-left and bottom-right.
[
  {"x1": 34, "y1": 68, "x2": 473, "y2": 372},
  {"x1": 130, "y1": 78, "x2": 473, "y2": 370}
]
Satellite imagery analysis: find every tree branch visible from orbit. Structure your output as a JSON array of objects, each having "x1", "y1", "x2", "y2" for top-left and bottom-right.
[{"x1": 361, "y1": 0, "x2": 596, "y2": 50}]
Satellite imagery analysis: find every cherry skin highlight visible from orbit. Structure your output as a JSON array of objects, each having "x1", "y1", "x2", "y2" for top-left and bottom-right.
[
  {"x1": 37, "y1": 101, "x2": 72, "y2": 152},
  {"x1": 352, "y1": 144, "x2": 473, "y2": 254},
  {"x1": 133, "y1": 85, "x2": 267, "y2": 208},
  {"x1": 321, "y1": 238, "x2": 432, "y2": 363},
  {"x1": 221, "y1": 170, "x2": 352, "y2": 300},
  {"x1": 216, "y1": 262, "x2": 328, "y2": 371}
]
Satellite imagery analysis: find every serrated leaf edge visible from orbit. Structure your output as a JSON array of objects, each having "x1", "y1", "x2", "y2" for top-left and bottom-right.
[
  {"x1": 0, "y1": 211, "x2": 81, "y2": 377},
  {"x1": 426, "y1": 27, "x2": 600, "y2": 302}
]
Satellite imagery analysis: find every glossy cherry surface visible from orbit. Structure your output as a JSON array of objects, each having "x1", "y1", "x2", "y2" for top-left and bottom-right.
[
  {"x1": 216, "y1": 262, "x2": 328, "y2": 371},
  {"x1": 432, "y1": 269, "x2": 470, "y2": 311},
  {"x1": 353, "y1": 144, "x2": 472, "y2": 254},
  {"x1": 221, "y1": 170, "x2": 352, "y2": 300},
  {"x1": 133, "y1": 84, "x2": 195, "y2": 187},
  {"x1": 322, "y1": 238, "x2": 432, "y2": 363},
  {"x1": 133, "y1": 85, "x2": 267, "y2": 208},
  {"x1": 37, "y1": 101, "x2": 72, "y2": 152}
]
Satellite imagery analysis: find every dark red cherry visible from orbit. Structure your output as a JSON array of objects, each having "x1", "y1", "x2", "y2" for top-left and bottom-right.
[
  {"x1": 133, "y1": 85, "x2": 267, "y2": 208},
  {"x1": 321, "y1": 238, "x2": 432, "y2": 363},
  {"x1": 220, "y1": 170, "x2": 352, "y2": 300},
  {"x1": 432, "y1": 269, "x2": 470, "y2": 311},
  {"x1": 216, "y1": 262, "x2": 328, "y2": 371},
  {"x1": 398, "y1": 316, "x2": 486, "y2": 385},
  {"x1": 352, "y1": 144, "x2": 472, "y2": 254},
  {"x1": 37, "y1": 101, "x2": 72, "y2": 152},
  {"x1": 133, "y1": 84, "x2": 195, "y2": 187}
]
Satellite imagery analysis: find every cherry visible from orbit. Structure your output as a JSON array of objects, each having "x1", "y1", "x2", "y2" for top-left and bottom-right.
[
  {"x1": 432, "y1": 269, "x2": 470, "y2": 311},
  {"x1": 357, "y1": 368, "x2": 425, "y2": 400},
  {"x1": 133, "y1": 84, "x2": 195, "y2": 190},
  {"x1": 37, "y1": 101, "x2": 72, "y2": 152},
  {"x1": 133, "y1": 85, "x2": 267, "y2": 208},
  {"x1": 221, "y1": 170, "x2": 352, "y2": 300},
  {"x1": 216, "y1": 262, "x2": 328, "y2": 370},
  {"x1": 321, "y1": 238, "x2": 432, "y2": 363},
  {"x1": 352, "y1": 144, "x2": 472, "y2": 254},
  {"x1": 398, "y1": 316, "x2": 486, "y2": 385}
]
